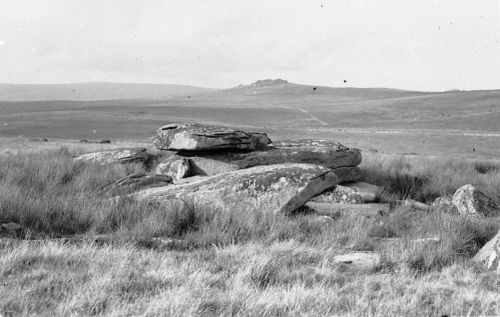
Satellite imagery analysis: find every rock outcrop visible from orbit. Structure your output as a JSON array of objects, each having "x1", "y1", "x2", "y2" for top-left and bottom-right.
[
  {"x1": 156, "y1": 155, "x2": 191, "y2": 180},
  {"x1": 250, "y1": 79, "x2": 289, "y2": 87},
  {"x1": 452, "y1": 184, "x2": 499, "y2": 216},
  {"x1": 153, "y1": 123, "x2": 271, "y2": 151},
  {"x1": 178, "y1": 139, "x2": 362, "y2": 182},
  {"x1": 311, "y1": 185, "x2": 362, "y2": 204},
  {"x1": 133, "y1": 163, "x2": 338, "y2": 215},
  {"x1": 187, "y1": 156, "x2": 362, "y2": 180},
  {"x1": 473, "y1": 230, "x2": 500, "y2": 273},
  {"x1": 74, "y1": 147, "x2": 148, "y2": 164}
]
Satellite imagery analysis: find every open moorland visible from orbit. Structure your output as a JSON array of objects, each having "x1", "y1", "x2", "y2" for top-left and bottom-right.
[
  {"x1": 1, "y1": 80, "x2": 500, "y2": 158},
  {"x1": 1, "y1": 81, "x2": 500, "y2": 316}
]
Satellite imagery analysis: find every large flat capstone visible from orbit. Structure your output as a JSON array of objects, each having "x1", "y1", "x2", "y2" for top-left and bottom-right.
[
  {"x1": 152, "y1": 123, "x2": 271, "y2": 151},
  {"x1": 132, "y1": 163, "x2": 338, "y2": 214}
]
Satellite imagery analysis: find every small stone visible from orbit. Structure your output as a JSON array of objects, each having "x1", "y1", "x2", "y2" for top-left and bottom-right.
[
  {"x1": 156, "y1": 155, "x2": 191, "y2": 180},
  {"x1": 333, "y1": 252, "x2": 380, "y2": 273},
  {"x1": 452, "y1": 184, "x2": 499, "y2": 216},
  {"x1": 0, "y1": 222, "x2": 22, "y2": 232},
  {"x1": 345, "y1": 182, "x2": 380, "y2": 202},
  {"x1": 432, "y1": 196, "x2": 458, "y2": 213}
]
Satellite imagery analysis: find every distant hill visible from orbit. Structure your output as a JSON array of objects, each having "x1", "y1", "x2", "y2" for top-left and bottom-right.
[
  {"x1": 0, "y1": 82, "x2": 215, "y2": 101},
  {"x1": 163, "y1": 79, "x2": 438, "y2": 109},
  {"x1": 1, "y1": 78, "x2": 500, "y2": 158},
  {"x1": 229, "y1": 79, "x2": 433, "y2": 100}
]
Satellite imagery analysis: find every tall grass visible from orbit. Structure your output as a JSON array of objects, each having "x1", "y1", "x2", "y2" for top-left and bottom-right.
[
  {"x1": 361, "y1": 153, "x2": 500, "y2": 203},
  {"x1": 0, "y1": 149, "x2": 364, "y2": 247},
  {"x1": 1, "y1": 149, "x2": 499, "y2": 250},
  {"x1": 0, "y1": 148, "x2": 144, "y2": 237},
  {"x1": 1, "y1": 240, "x2": 500, "y2": 316},
  {"x1": 1, "y1": 148, "x2": 500, "y2": 315}
]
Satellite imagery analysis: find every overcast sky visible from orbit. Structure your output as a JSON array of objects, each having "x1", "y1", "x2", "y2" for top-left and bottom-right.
[{"x1": 0, "y1": 0, "x2": 499, "y2": 91}]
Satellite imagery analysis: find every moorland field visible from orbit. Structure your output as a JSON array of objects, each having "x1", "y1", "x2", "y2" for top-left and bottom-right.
[
  {"x1": 1, "y1": 81, "x2": 500, "y2": 157},
  {"x1": 1, "y1": 81, "x2": 500, "y2": 316}
]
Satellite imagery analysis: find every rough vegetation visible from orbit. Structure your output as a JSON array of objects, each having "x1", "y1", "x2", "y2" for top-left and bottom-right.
[
  {"x1": 1, "y1": 121, "x2": 500, "y2": 316},
  {"x1": 1, "y1": 143, "x2": 500, "y2": 316}
]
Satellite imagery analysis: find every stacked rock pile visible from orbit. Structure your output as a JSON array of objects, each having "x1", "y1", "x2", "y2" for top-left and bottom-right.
[{"x1": 69, "y1": 123, "x2": 500, "y2": 273}]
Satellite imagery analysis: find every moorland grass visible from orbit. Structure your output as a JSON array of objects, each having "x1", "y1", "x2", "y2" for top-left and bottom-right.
[
  {"x1": 1, "y1": 148, "x2": 500, "y2": 315},
  {"x1": 1, "y1": 240, "x2": 500, "y2": 316},
  {"x1": 361, "y1": 152, "x2": 500, "y2": 203}
]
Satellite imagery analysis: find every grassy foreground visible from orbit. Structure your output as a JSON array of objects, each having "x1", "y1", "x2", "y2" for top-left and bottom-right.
[{"x1": 1, "y1": 148, "x2": 500, "y2": 316}]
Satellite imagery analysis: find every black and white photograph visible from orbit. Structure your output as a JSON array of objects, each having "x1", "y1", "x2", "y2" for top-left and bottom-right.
[{"x1": 1, "y1": 1, "x2": 500, "y2": 316}]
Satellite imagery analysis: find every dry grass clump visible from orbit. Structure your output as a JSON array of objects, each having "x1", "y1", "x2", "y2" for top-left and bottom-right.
[
  {"x1": 1, "y1": 240, "x2": 500, "y2": 316},
  {"x1": 361, "y1": 152, "x2": 500, "y2": 203},
  {"x1": 377, "y1": 210, "x2": 500, "y2": 274}
]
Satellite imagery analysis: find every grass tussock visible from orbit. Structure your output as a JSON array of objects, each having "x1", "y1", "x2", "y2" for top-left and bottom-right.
[
  {"x1": 1, "y1": 240, "x2": 500, "y2": 316},
  {"x1": 361, "y1": 152, "x2": 500, "y2": 203}
]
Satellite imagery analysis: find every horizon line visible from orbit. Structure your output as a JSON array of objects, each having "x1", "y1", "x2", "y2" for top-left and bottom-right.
[{"x1": 0, "y1": 80, "x2": 499, "y2": 94}]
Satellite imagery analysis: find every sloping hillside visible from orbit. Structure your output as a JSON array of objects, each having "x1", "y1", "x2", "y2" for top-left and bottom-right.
[
  {"x1": 0, "y1": 82, "x2": 215, "y2": 101},
  {"x1": 169, "y1": 79, "x2": 433, "y2": 109}
]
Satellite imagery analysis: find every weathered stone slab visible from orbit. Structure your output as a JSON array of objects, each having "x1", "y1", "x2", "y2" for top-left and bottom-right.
[
  {"x1": 473, "y1": 230, "x2": 500, "y2": 273},
  {"x1": 187, "y1": 158, "x2": 362, "y2": 183},
  {"x1": 133, "y1": 163, "x2": 338, "y2": 215},
  {"x1": 188, "y1": 156, "x2": 239, "y2": 176},
  {"x1": 306, "y1": 201, "x2": 390, "y2": 218},
  {"x1": 311, "y1": 185, "x2": 362, "y2": 204},
  {"x1": 390, "y1": 199, "x2": 431, "y2": 212},
  {"x1": 152, "y1": 123, "x2": 271, "y2": 151},
  {"x1": 273, "y1": 139, "x2": 348, "y2": 150},
  {"x1": 156, "y1": 155, "x2": 191, "y2": 180},
  {"x1": 432, "y1": 196, "x2": 458, "y2": 213},
  {"x1": 452, "y1": 184, "x2": 500, "y2": 216},
  {"x1": 105, "y1": 173, "x2": 172, "y2": 191},
  {"x1": 344, "y1": 182, "x2": 379, "y2": 202},
  {"x1": 179, "y1": 139, "x2": 361, "y2": 170},
  {"x1": 74, "y1": 147, "x2": 147, "y2": 164},
  {"x1": 332, "y1": 167, "x2": 362, "y2": 184},
  {"x1": 172, "y1": 175, "x2": 207, "y2": 185},
  {"x1": 333, "y1": 252, "x2": 381, "y2": 273}
]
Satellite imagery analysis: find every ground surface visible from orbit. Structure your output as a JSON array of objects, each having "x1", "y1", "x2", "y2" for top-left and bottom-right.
[
  {"x1": 1, "y1": 82, "x2": 500, "y2": 316},
  {"x1": 1, "y1": 82, "x2": 499, "y2": 158},
  {"x1": 0, "y1": 140, "x2": 500, "y2": 316}
]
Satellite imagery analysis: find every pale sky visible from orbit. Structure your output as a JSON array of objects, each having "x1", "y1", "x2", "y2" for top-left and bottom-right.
[{"x1": 0, "y1": 0, "x2": 499, "y2": 91}]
